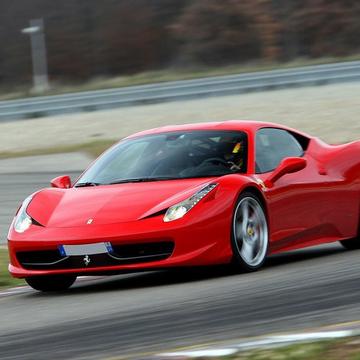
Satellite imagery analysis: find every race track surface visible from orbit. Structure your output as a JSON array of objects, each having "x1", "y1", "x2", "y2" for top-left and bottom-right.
[{"x1": 1, "y1": 173, "x2": 360, "y2": 359}]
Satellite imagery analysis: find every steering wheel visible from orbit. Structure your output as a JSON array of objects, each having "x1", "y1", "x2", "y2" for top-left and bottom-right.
[{"x1": 199, "y1": 157, "x2": 229, "y2": 167}]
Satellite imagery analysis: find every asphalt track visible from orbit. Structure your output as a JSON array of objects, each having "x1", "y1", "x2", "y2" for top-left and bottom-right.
[{"x1": 1, "y1": 173, "x2": 360, "y2": 360}]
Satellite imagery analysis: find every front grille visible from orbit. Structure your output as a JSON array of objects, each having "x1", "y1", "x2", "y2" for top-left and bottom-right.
[
  {"x1": 111, "y1": 242, "x2": 174, "y2": 259},
  {"x1": 17, "y1": 241, "x2": 174, "y2": 270}
]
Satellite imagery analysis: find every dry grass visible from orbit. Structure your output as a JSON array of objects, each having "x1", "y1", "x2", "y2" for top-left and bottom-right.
[
  {"x1": 0, "y1": 81, "x2": 359, "y2": 157},
  {"x1": 0, "y1": 139, "x2": 116, "y2": 160}
]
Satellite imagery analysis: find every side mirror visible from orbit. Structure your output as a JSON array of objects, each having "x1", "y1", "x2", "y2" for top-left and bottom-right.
[
  {"x1": 51, "y1": 175, "x2": 72, "y2": 189},
  {"x1": 265, "y1": 157, "x2": 307, "y2": 188}
]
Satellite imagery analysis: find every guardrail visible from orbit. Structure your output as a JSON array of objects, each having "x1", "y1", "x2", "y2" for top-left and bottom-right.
[{"x1": 1, "y1": 60, "x2": 360, "y2": 121}]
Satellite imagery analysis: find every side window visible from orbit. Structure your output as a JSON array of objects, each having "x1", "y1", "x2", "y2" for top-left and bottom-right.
[{"x1": 256, "y1": 128, "x2": 304, "y2": 173}]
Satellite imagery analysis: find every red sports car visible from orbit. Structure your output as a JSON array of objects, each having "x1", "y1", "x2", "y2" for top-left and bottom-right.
[{"x1": 7, "y1": 121, "x2": 360, "y2": 291}]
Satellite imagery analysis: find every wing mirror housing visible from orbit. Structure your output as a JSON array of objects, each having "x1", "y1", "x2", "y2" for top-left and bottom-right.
[
  {"x1": 51, "y1": 175, "x2": 72, "y2": 189},
  {"x1": 265, "y1": 157, "x2": 307, "y2": 188}
]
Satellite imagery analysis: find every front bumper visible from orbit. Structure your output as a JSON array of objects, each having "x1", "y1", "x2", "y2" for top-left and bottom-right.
[{"x1": 8, "y1": 211, "x2": 233, "y2": 278}]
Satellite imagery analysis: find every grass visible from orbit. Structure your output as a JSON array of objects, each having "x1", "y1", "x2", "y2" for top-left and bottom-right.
[
  {"x1": 234, "y1": 337, "x2": 360, "y2": 360},
  {"x1": 0, "y1": 248, "x2": 24, "y2": 289},
  {"x1": 2, "y1": 54, "x2": 360, "y2": 101},
  {"x1": 234, "y1": 341, "x2": 329, "y2": 360},
  {"x1": 0, "y1": 139, "x2": 117, "y2": 160},
  {"x1": 151, "y1": 337, "x2": 360, "y2": 360}
]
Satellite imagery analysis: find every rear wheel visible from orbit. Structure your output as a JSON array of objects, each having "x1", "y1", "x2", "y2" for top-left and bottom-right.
[
  {"x1": 25, "y1": 275, "x2": 77, "y2": 292},
  {"x1": 231, "y1": 192, "x2": 269, "y2": 272}
]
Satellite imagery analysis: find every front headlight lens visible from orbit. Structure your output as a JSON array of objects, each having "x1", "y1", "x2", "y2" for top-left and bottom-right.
[
  {"x1": 163, "y1": 183, "x2": 218, "y2": 222},
  {"x1": 14, "y1": 196, "x2": 33, "y2": 233}
]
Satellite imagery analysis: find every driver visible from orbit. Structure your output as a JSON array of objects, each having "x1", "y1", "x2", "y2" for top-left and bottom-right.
[{"x1": 217, "y1": 137, "x2": 245, "y2": 171}]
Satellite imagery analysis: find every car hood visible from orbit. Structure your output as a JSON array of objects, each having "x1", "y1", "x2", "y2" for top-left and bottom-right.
[{"x1": 27, "y1": 178, "x2": 216, "y2": 228}]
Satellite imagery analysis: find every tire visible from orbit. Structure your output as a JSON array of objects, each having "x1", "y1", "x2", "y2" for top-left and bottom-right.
[
  {"x1": 25, "y1": 275, "x2": 77, "y2": 292},
  {"x1": 231, "y1": 192, "x2": 269, "y2": 272},
  {"x1": 340, "y1": 237, "x2": 360, "y2": 250}
]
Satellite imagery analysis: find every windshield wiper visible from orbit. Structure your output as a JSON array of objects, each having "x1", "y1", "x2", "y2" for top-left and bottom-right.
[
  {"x1": 108, "y1": 177, "x2": 178, "y2": 185},
  {"x1": 75, "y1": 182, "x2": 102, "y2": 188}
]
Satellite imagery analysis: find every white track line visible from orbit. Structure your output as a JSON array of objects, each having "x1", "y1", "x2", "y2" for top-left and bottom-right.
[
  {"x1": 0, "y1": 276, "x2": 105, "y2": 297},
  {"x1": 0, "y1": 286, "x2": 32, "y2": 297},
  {"x1": 160, "y1": 349, "x2": 238, "y2": 358},
  {"x1": 158, "y1": 330, "x2": 355, "y2": 358}
]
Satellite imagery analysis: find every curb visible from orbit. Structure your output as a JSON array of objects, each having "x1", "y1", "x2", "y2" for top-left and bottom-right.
[
  {"x1": 154, "y1": 325, "x2": 360, "y2": 359},
  {"x1": 0, "y1": 285, "x2": 31, "y2": 297}
]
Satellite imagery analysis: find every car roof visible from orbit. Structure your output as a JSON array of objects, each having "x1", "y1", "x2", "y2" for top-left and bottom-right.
[{"x1": 125, "y1": 120, "x2": 310, "y2": 139}]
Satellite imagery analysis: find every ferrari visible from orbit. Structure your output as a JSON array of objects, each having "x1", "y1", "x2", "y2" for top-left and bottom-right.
[{"x1": 7, "y1": 121, "x2": 360, "y2": 291}]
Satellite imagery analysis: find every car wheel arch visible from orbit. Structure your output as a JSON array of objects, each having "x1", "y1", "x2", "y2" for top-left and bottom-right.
[{"x1": 236, "y1": 186, "x2": 268, "y2": 219}]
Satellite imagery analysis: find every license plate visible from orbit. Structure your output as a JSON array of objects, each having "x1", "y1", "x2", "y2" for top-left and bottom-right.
[{"x1": 59, "y1": 242, "x2": 113, "y2": 256}]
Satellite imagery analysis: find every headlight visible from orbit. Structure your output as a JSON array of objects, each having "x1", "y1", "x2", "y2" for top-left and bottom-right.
[
  {"x1": 14, "y1": 196, "x2": 33, "y2": 233},
  {"x1": 163, "y1": 183, "x2": 218, "y2": 222}
]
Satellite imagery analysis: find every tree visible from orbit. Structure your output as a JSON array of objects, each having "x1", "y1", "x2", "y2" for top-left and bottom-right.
[
  {"x1": 171, "y1": 0, "x2": 281, "y2": 66},
  {"x1": 288, "y1": 0, "x2": 360, "y2": 57}
]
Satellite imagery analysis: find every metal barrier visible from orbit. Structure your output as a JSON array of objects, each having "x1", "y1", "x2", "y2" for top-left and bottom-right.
[{"x1": 1, "y1": 61, "x2": 360, "y2": 121}]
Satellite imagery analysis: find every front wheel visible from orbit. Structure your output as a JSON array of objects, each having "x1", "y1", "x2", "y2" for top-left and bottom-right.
[
  {"x1": 25, "y1": 275, "x2": 77, "y2": 292},
  {"x1": 231, "y1": 193, "x2": 269, "y2": 272}
]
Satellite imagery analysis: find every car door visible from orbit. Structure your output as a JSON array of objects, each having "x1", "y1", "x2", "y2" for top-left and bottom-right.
[{"x1": 255, "y1": 128, "x2": 331, "y2": 252}]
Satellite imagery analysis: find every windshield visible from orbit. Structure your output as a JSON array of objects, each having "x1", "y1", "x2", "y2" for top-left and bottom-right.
[{"x1": 76, "y1": 130, "x2": 248, "y2": 185}]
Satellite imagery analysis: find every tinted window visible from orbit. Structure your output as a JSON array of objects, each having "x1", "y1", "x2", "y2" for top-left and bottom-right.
[
  {"x1": 77, "y1": 131, "x2": 248, "y2": 185},
  {"x1": 256, "y1": 128, "x2": 303, "y2": 173}
]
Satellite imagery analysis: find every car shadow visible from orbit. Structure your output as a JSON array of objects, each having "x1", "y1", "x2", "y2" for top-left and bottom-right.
[
  {"x1": 28, "y1": 243, "x2": 350, "y2": 296},
  {"x1": 265, "y1": 243, "x2": 346, "y2": 268}
]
